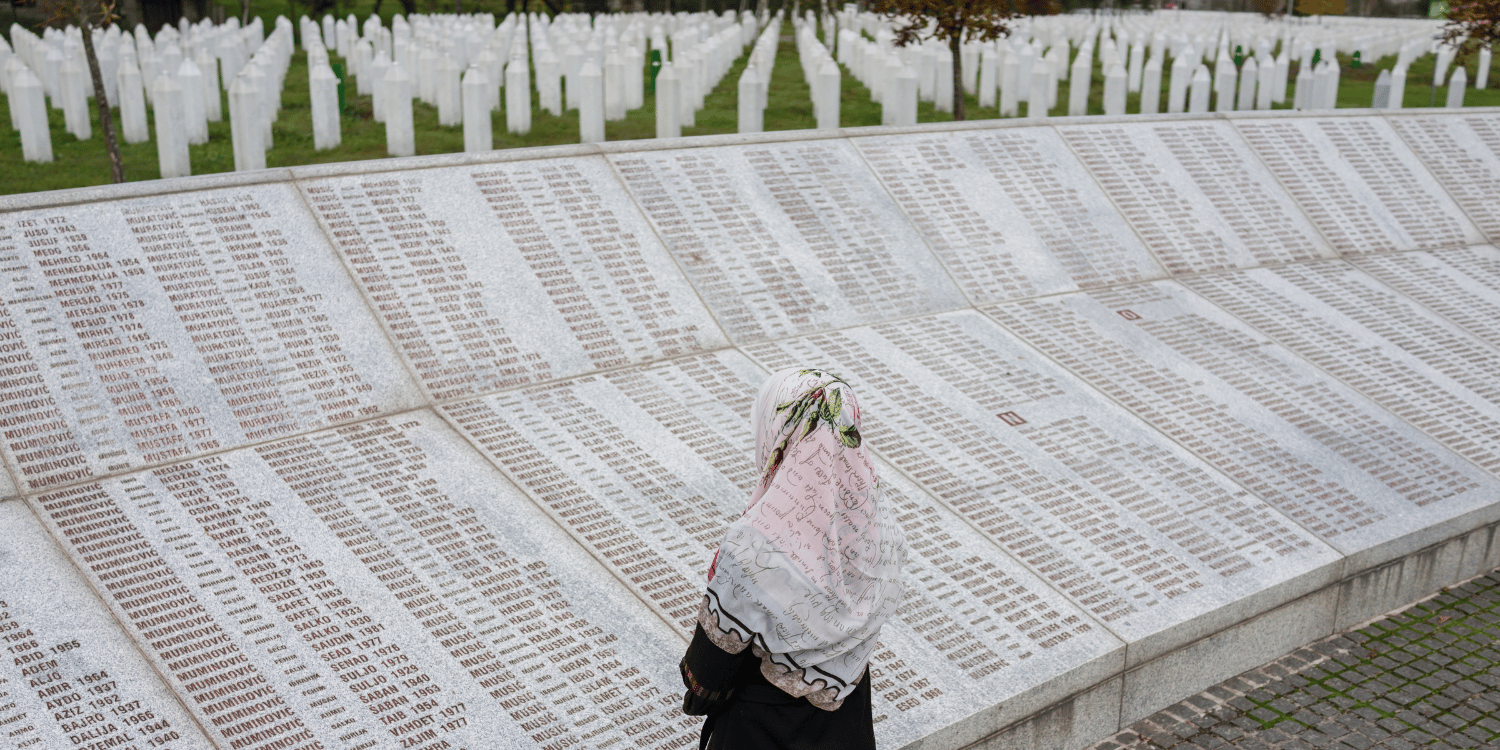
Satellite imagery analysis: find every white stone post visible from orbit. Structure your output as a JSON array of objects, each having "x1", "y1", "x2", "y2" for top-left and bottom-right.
[
  {"x1": 655, "y1": 62, "x2": 679, "y2": 138},
  {"x1": 1447, "y1": 66, "x2": 1467, "y2": 108},
  {"x1": 1237, "y1": 57, "x2": 1258, "y2": 111},
  {"x1": 118, "y1": 59, "x2": 149, "y2": 143},
  {"x1": 1141, "y1": 57, "x2": 1162, "y2": 114},
  {"x1": 178, "y1": 59, "x2": 207, "y2": 145},
  {"x1": 1168, "y1": 54, "x2": 1189, "y2": 114},
  {"x1": 15, "y1": 69, "x2": 52, "y2": 162},
  {"x1": 815, "y1": 59, "x2": 839, "y2": 129},
  {"x1": 979, "y1": 44, "x2": 997, "y2": 108},
  {"x1": 506, "y1": 56, "x2": 531, "y2": 134},
  {"x1": 1256, "y1": 56, "x2": 1274, "y2": 110},
  {"x1": 604, "y1": 50, "x2": 625, "y2": 121},
  {"x1": 463, "y1": 66, "x2": 491, "y2": 152},
  {"x1": 934, "y1": 45, "x2": 953, "y2": 113},
  {"x1": 310, "y1": 63, "x2": 341, "y2": 150},
  {"x1": 385, "y1": 64, "x2": 414, "y2": 156},
  {"x1": 198, "y1": 49, "x2": 221, "y2": 122},
  {"x1": 1390, "y1": 64, "x2": 1407, "y2": 109},
  {"x1": 61, "y1": 57, "x2": 91, "y2": 140},
  {"x1": 1189, "y1": 64, "x2": 1211, "y2": 113},
  {"x1": 1294, "y1": 61, "x2": 1314, "y2": 109},
  {"x1": 1030, "y1": 61, "x2": 1052, "y2": 118},
  {"x1": 229, "y1": 73, "x2": 264, "y2": 171},
  {"x1": 1103, "y1": 63, "x2": 1126, "y2": 116},
  {"x1": 371, "y1": 52, "x2": 389, "y2": 122},
  {"x1": 1000, "y1": 51, "x2": 1019, "y2": 117},
  {"x1": 1068, "y1": 47, "x2": 1090, "y2": 116},
  {"x1": 1477, "y1": 46, "x2": 1491, "y2": 90},
  {"x1": 737, "y1": 66, "x2": 762, "y2": 133},
  {"x1": 437, "y1": 55, "x2": 461, "y2": 126},
  {"x1": 153, "y1": 74, "x2": 190, "y2": 178},
  {"x1": 1213, "y1": 57, "x2": 1236, "y2": 111},
  {"x1": 578, "y1": 60, "x2": 604, "y2": 143}
]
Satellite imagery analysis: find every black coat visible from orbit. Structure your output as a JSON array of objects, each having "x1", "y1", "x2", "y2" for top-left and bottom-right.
[{"x1": 680, "y1": 623, "x2": 877, "y2": 750}]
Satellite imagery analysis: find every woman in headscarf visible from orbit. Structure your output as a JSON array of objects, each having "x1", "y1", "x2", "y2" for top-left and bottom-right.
[{"x1": 680, "y1": 368, "x2": 907, "y2": 750}]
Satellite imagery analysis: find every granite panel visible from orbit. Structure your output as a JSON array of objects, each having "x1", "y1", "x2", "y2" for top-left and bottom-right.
[
  {"x1": 741, "y1": 311, "x2": 1341, "y2": 665},
  {"x1": 1386, "y1": 113, "x2": 1500, "y2": 242},
  {"x1": 1185, "y1": 262, "x2": 1500, "y2": 476},
  {"x1": 1234, "y1": 117, "x2": 1484, "y2": 254},
  {"x1": 1350, "y1": 246, "x2": 1500, "y2": 351},
  {"x1": 437, "y1": 350, "x2": 1124, "y2": 750},
  {"x1": 0, "y1": 501, "x2": 215, "y2": 750},
  {"x1": 297, "y1": 157, "x2": 726, "y2": 401},
  {"x1": 1334, "y1": 522, "x2": 1500, "y2": 630},
  {"x1": 606, "y1": 140, "x2": 967, "y2": 343},
  {"x1": 1119, "y1": 586, "x2": 1338, "y2": 725},
  {"x1": 983, "y1": 282, "x2": 1500, "y2": 575},
  {"x1": 0, "y1": 184, "x2": 421, "y2": 494},
  {"x1": 1057, "y1": 120, "x2": 1333, "y2": 274},
  {"x1": 851, "y1": 128, "x2": 1164, "y2": 304},
  {"x1": 25, "y1": 411, "x2": 701, "y2": 750},
  {"x1": 950, "y1": 675, "x2": 1123, "y2": 750}
]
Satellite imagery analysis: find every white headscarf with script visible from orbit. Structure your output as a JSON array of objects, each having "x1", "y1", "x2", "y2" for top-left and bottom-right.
[{"x1": 699, "y1": 368, "x2": 906, "y2": 710}]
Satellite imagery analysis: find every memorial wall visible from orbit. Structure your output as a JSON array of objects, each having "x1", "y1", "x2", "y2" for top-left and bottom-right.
[{"x1": 3, "y1": 108, "x2": 1500, "y2": 750}]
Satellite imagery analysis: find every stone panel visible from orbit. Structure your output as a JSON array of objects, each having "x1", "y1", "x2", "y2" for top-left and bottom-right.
[
  {"x1": 984, "y1": 283, "x2": 1500, "y2": 575},
  {"x1": 0, "y1": 184, "x2": 421, "y2": 494},
  {"x1": 0, "y1": 501, "x2": 215, "y2": 750},
  {"x1": 25, "y1": 411, "x2": 700, "y2": 750},
  {"x1": 1185, "y1": 261, "x2": 1500, "y2": 476},
  {"x1": 298, "y1": 157, "x2": 726, "y2": 401},
  {"x1": 1350, "y1": 246, "x2": 1500, "y2": 351},
  {"x1": 852, "y1": 128, "x2": 1162, "y2": 304},
  {"x1": 1235, "y1": 117, "x2": 1483, "y2": 254},
  {"x1": 1386, "y1": 113, "x2": 1500, "y2": 243},
  {"x1": 1058, "y1": 120, "x2": 1333, "y2": 274},
  {"x1": 607, "y1": 141, "x2": 966, "y2": 343}
]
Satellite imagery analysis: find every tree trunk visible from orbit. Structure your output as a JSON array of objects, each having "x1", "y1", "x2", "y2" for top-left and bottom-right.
[
  {"x1": 80, "y1": 18, "x2": 126, "y2": 183},
  {"x1": 241, "y1": 0, "x2": 251, "y2": 25},
  {"x1": 950, "y1": 34, "x2": 966, "y2": 120}
]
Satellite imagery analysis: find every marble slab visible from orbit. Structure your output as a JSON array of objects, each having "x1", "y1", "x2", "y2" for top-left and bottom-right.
[
  {"x1": 1234, "y1": 117, "x2": 1484, "y2": 255},
  {"x1": 1350, "y1": 246, "x2": 1500, "y2": 352},
  {"x1": 0, "y1": 501, "x2": 215, "y2": 750},
  {"x1": 1057, "y1": 120, "x2": 1333, "y2": 275},
  {"x1": 437, "y1": 351, "x2": 1124, "y2": 750},
  {"x1": 25, "y1": 410, "x2": 701, "y2": 750},
  {"x1": 606, "y1": 141, "x2": 967, "y2": 343},
  {"x1": 983, "y1": 283, "x2": 1500, "y2": 574},
  {"x1": 1185, "y1": 262, "x2": 1500, "y2": 477},
  {"x1": 297, "y1": 158, "x2": 727, "y2": 402},
  {"x1": 0, "y1": 184, "x2": 422, "y2": 494},
  {"x1": 851, "y1": 128, "x2": 1164, "y2": 304},
  {"x1": 1387, "y1": 114, "x2": 1500, "y2": 243},
  {"x1": 0, "y1": 465, "x2": 16, "y2": 501},
  {"x1": 742, "y1": 311, "x2": 1342, "y2": 664}
]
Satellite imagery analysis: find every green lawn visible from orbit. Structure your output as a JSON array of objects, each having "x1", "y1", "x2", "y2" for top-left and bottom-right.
[{"x1": 2, "y1": 24, "x2": 1496, "y2": 196}]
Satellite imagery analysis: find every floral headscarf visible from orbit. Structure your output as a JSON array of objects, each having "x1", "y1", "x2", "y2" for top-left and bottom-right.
[{"x1": 700, "y1": 368, "x2": 907, "y2": 710}]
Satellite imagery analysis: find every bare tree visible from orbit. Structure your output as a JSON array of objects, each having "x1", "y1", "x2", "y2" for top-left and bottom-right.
[
  {"x1": 1440, "y1": 0, "x2": 1500, "y2": 64},
  {"x1": 44, "y1": 0, "x2": 126, "y2": 182},
  {"x1": 872, "y1": 0, "x2": 1059, "y2": 120}
]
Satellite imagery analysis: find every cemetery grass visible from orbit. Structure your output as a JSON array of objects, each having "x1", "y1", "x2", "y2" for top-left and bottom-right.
[{"x1": 4, "y1": 35, "x2": 1500, "y2": 196}]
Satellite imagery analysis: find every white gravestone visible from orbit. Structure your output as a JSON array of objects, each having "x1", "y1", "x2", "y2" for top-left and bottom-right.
[
  {"x1": 462, "y1": 65, "x2": 491, "y2": 153},
  {"x1": 309, "y1": 62, "x2": 341, "y2": 150},
  {"x1": 384, "y1": 63, "x2": 415, "y2": 157},
  {"x1": 152, "y1": 74, "x2": 190, "y2": 179}
]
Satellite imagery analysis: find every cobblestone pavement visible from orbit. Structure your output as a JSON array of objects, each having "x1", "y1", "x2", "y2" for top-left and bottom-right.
[{"x1": 1086, "y1": 570, "x2": 1500, "y2": 750}]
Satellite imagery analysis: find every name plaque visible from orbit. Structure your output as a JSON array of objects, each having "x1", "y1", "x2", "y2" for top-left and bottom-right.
[
  {"x1": 1186, "y1": 262, "x2": 1500, "y2": 476},
  {"x1": 853, "y1": 128, "x2": 1163, "y2": 303},
  {"x1": 0, "y1": 185, "x2": 420, "y2": 493},
  {"x1": 984, "y1": 283, "x2": 1500, "y2": 562},
  {"x1": 1387, "y1": 114, "x2": 1500, "y2": 241},
  {"x1": 298, "y1": 158, "x2": 725, "y2": 401},
  {"x1": 1058, "y1": 121, "x2": 1332, "y2": 274},
  {"x1": 1235, "y1": 118, "x2": 1484, "y2": 254},
  {"x1": 1351, "y1": 247, "x2": 1500, "y2": 353},
  {"x1": 607, "y1": 141, "x2": 967, "y2": 343},
  {"x1": 744, "y1": 311, "x2": 1339, "y2": 646},
  {"x1": 0, "y1": 501, "x2": 214, "y2": 750},
  {"x1": 26, "y1": 411, "x2": 698, "y2": 750},
  {"x1": 436, "y1": 352, "x2": 1121, "y2": 748}
]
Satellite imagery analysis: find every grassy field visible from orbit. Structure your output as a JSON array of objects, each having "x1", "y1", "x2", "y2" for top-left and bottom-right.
[{"x1": 1, "y1": 24, "x2": 1497, "y2": 196}]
